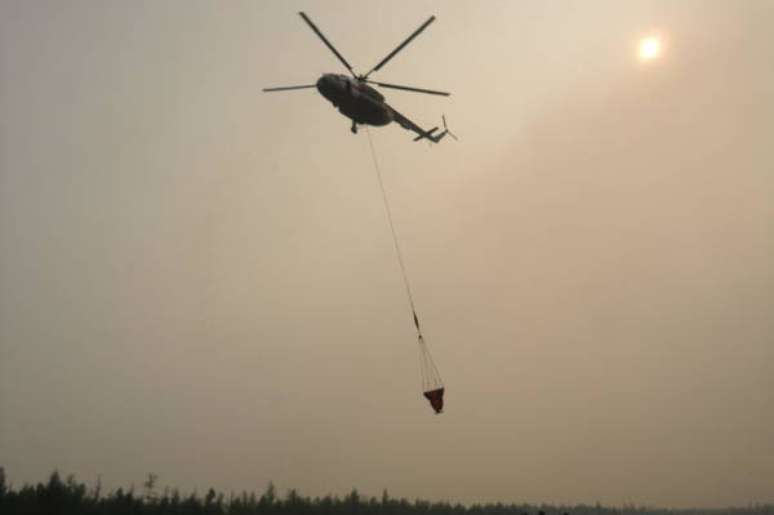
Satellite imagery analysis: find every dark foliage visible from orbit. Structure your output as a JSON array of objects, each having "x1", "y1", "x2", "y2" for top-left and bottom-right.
[{"x1": 0, "y1": 468, "x2": 770, "y2": 515}]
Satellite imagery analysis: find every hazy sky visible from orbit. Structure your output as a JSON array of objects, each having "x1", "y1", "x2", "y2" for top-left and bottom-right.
[{"x1": 1, "y1": 0, "x2": 773, "y2": 508}]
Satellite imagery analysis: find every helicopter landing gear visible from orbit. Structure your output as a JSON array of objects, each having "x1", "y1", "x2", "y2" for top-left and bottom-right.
[{"x1": 350, "y1": 121, "x2": 358, "y2": 134}]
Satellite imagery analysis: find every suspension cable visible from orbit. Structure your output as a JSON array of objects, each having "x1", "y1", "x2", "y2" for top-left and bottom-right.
[
  {"x1": 364, "y1": 127, "x2": 422, "y2": 338},
  {"x1": 365, "y1": 127, "x2": 444, "y2": 396}
]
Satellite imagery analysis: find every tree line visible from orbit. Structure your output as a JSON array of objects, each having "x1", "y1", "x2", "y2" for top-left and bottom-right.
[{"x1": 0, "y1": 468, "x2": 770, "y2": 515}]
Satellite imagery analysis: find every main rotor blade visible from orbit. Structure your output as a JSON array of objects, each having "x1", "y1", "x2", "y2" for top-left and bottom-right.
[
  {"x1": 263, "y1": 85, "x2": 317, "y2": 92},
  {"x1": 298, "y1": 12, "x2": 355, "y2": 77},
  {"x1": 363, "y1": 16, "x2": 436, "y2": 78},
  {"x1": 367, "y1": 80, "x2": 450, "y2": 96}
]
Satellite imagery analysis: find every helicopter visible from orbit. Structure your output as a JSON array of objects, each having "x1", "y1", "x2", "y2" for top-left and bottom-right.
[{"x1": 263, "y1": 12, "x2": 457, "y2": 143}]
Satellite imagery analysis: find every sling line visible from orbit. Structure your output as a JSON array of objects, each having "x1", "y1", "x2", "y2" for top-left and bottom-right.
[
  {"x1": 364, "y1": 127, "x2": 422, "y2": 337},
  {"x1": 364, "y1": 127, "x2": 444, "y2": 412}
]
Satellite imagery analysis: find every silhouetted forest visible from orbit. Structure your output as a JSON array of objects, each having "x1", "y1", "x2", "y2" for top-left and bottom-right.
[{"x1": 0, "y1": 469, "x2": 771, "y2": 515}]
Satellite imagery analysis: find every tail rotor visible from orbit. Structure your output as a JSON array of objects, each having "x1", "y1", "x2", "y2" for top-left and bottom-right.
[
  {"x1": 442, "y1": 115, "x2": 458, "y2": 141},
  {"x1": 427, "y1": 114, "x2": 458, "y2": 143}
]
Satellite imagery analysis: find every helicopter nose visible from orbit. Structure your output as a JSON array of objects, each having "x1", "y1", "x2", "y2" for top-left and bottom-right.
[
  {"x1": 317, "y1": 73, "x2": 344, "y2": 100},
  {"x1": 316, "y1": 74, "x2": 333, "y2": 93}
]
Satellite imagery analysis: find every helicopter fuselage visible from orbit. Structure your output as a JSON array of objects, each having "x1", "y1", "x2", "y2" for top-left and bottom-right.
[
  {"x1": 264, "y1": 12, "x2": 452, "y2": 141},
  {"x1": 316, "y1": 73, "x2": 393, "y2": 127}
]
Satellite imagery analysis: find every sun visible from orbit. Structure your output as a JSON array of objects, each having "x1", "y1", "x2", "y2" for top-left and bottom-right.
[{"x1": 638, "y1": 36, "x2": 662, "y2": 61}]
